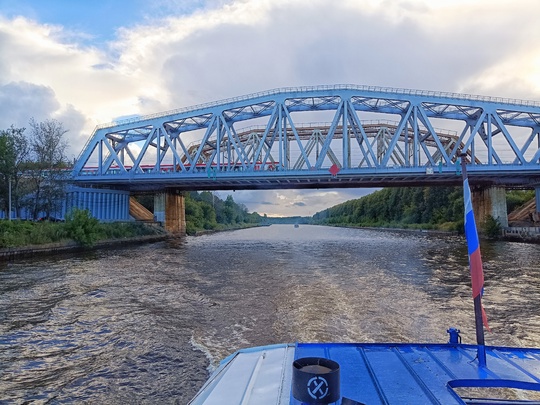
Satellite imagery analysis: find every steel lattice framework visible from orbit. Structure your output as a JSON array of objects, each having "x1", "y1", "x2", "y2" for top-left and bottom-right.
[{"x1": 73, "y1": 85, "x2": 540, "y2": 191}]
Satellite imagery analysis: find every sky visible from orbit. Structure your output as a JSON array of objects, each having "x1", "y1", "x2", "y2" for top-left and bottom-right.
[{"x1": 1, "y1": 0, "x2": 540, "y2": 217}]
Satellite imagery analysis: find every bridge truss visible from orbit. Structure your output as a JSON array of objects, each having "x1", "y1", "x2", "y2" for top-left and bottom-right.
[{"x1": 73, "y1": 85, "x2": 540, "y2": 191}]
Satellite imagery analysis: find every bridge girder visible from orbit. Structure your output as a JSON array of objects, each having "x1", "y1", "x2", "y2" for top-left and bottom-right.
[{"x1": 73, "y1": 85, "x2": 540, "y2": 191}]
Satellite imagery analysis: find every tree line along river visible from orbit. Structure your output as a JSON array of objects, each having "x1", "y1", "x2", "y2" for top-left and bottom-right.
[{"x1": 0, "y1": 225, "x2": 539, "y2": 404}]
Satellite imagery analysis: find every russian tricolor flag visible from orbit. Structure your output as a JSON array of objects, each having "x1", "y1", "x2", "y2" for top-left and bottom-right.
[{"x1": 463, "y1": 178, "x2": 490, "y2": 331}]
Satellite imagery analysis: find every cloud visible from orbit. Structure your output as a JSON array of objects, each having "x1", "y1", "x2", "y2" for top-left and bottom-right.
[
  {"x1": 0, "y1": 81, "x2": 87, "y2": 158},
  {"x1": 55, "y1": 104, "x2": 88, "y2": 158},
  {"x1": 0, "y1": 16, "x2": 149, "y2": 127},
  {"x1": 4, "y1": 1, "x2": 540, "y2": 134},
  {"x1": 0, "y1": 81, "x2": 60, "y2": 129},
  {"x1": 82, "y1": 0, "x2": 540, "y2": 141}
]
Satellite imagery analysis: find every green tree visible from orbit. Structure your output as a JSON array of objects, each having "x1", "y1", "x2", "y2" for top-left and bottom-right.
[
  {"x1": 312, "y1": 186, "x2": 466, "y2": 230},
  {"x1": 222, "y1": 195, "x2": 235, "y2": 224},
  {"x1": 26, "y1": 118, "x2": 69, "y2": 219},
  {"x1": 200, "y1": 201, "x2": 217, "y2": 229},
  {"x1": 183, "y1": 192, "x2": 260, "y2": 234},
  {"x1": 0, "y1": 126, "x2": 30, "y2": 217}
]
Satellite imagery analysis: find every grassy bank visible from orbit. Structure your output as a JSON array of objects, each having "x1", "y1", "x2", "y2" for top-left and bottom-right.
[
  {"x1": 0, "y1": 210, "x2": 166, "y2": 249},
  {"x1": 315, "y1": 219, "x2": 463, "y2": 233}
]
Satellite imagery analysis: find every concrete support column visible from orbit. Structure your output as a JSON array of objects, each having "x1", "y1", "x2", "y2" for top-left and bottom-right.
[
  {"x1": 154, "y1": 193, "x2": 166, "y2": 223},
  {"x1": 165, "y1": 190, "x2": 186, "y2": 235},
  {"x1": 472, "y1": 186, "x2": 508, "y2": 228}
]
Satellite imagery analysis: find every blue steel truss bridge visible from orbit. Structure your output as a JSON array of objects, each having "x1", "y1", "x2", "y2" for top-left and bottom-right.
[{"x1": 73, "y1": 85, "x2": 540, "y2": 192}]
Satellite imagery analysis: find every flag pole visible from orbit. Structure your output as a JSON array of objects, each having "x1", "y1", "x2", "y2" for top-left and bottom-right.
[
  {"x1": 8, "y1": 177, "x2": 12, "y2": 221},
  {"x1": 459, "y1": 152, "x2": 487, "y2": 367}
]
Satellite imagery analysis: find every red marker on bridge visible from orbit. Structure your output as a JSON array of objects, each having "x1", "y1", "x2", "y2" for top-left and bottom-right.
[{"x1": 329, "y1": 164, "x2": 340, "y2": 177}]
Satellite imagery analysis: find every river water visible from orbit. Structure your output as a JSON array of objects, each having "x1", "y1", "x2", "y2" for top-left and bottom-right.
[{"x1": 0, "y1": 225, "x2": 539, "y2": 404}]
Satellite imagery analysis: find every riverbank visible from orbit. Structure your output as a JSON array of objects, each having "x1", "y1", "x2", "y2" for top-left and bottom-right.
[
  {"x1": 0, "y1": 234, "x2": 170, "y2": 261},
  {"x1": 323, "y1": 222, "x2": 540, "y2": 244},
  {"x1": 501, "y1": 226, "x2": 540, "y2": 243},
  {"x1": 0, "y1": 222, "x2": 265, "y2": 262},
  {"x1": 322, "y1": 222, "x2": 459, "y2": 236},
  {"x1": 190, "y1": 222, "x2": 261, "y2": 236}
]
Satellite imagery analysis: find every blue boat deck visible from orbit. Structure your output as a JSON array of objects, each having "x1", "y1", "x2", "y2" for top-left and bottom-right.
[{"x1": 190, "y1": 342, "x2": 540, "y2": 404}]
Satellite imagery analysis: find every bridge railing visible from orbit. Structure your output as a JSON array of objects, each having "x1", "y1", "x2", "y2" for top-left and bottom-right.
[{"x1": 93, "y1": 84, "x2": 540, "y2": 131}]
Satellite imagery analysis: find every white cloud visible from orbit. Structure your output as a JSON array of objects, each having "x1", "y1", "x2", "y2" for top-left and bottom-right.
[
  {"x1": 0, "y1": 81, "x2": 88, "y2": 158},
  {"x1": 0, "y1": 16, "x2": 145, "y2": 126},
  {"x1": 0, "y1": 81, "x2": 59, "y2": 127},
  {"x1": 3, "y1": 0, "x2": 540, "y2": 131}
]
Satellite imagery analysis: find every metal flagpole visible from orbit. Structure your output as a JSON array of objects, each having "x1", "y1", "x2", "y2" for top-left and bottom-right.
[
  {"x1": 460, "y1": 153, "x2": 487, "y2": 366},
  {"x1": 8, "y1": 177, "x2": 12, "y2": 221}
]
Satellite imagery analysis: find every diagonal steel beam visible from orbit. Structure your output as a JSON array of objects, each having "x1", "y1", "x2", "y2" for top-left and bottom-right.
[
  {"x1": 417, "y1": 106, "x2": 451, "y2": 164},
  {"x1": 381, "y1": 104, "x2": 413, "y2": 167},
  {"x1": 492, "y1": 112, "x2": 527, "y2": 165},
  {"x1": 315, "y1": 100, "x2": 344, "y2": 168}
]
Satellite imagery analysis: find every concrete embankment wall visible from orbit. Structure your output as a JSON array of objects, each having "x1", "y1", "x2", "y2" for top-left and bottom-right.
[
  {"x1": 0, "y1": 235, "x2": 168, "y2": 261},
  {"x1": 502, "y1": 227, "x2": 540, "y2": 243}
]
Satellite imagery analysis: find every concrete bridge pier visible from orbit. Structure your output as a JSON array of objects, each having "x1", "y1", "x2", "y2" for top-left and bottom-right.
[
  {"x1": 472, "y1": 186, "x2": 508, "y2": 228},
  {"x1": 154, "y1": 190, "x2": 186, "y2": 235},
  {"x1": 154, "y1": 193, "x2": 165, "y2": 223}
]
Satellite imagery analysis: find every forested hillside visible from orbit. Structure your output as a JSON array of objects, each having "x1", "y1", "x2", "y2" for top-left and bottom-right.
[
  {"x1": 135, "y1": 192, "x2": 262, "y2": 235},
  {"x1": 184, "y1": 191, "x2": 261, "y2": 234},
  {"x1": 312, "y1": 187, "x2": 534, "y2": 232}
]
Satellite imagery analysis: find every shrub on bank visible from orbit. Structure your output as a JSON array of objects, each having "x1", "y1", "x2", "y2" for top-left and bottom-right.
[
  {"x1": 100, "y1": 221, "x2": 163, "y2": 239},
  {"x1": 482, "y1": 215, "x2": 502, "y2": 239},
  {"x1": 64, "y1": 209, "x2": 101, "y2": 247}
]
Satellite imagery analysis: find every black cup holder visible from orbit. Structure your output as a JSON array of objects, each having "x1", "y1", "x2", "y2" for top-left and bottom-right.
[{"x1": 292, "y1": 357, "x2": 340, "y2": 404}]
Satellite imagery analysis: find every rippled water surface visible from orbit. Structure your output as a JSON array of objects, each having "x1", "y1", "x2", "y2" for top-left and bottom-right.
[{"x1": 1, "y1": 225, "x2": 539, "y2": 404}]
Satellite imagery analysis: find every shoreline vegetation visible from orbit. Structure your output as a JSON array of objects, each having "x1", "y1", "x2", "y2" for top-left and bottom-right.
[
  {"x1": 1, "y1": 188, "x2": 538, "y2": 261},
  {"x1": 310, "y1": 187, "x2": 536, "y2": 237},
  {"x1": 0, "y1": 191, "x2": 265, "y2": 261}
]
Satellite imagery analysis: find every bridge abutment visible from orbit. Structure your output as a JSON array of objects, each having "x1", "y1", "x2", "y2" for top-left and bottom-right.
[
  {"x1": 472, "y1": 186, "x2": 508, "y2": 228},
  {"x1": 67, "y1": 187, "x2": 130, "y2": 221}
]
